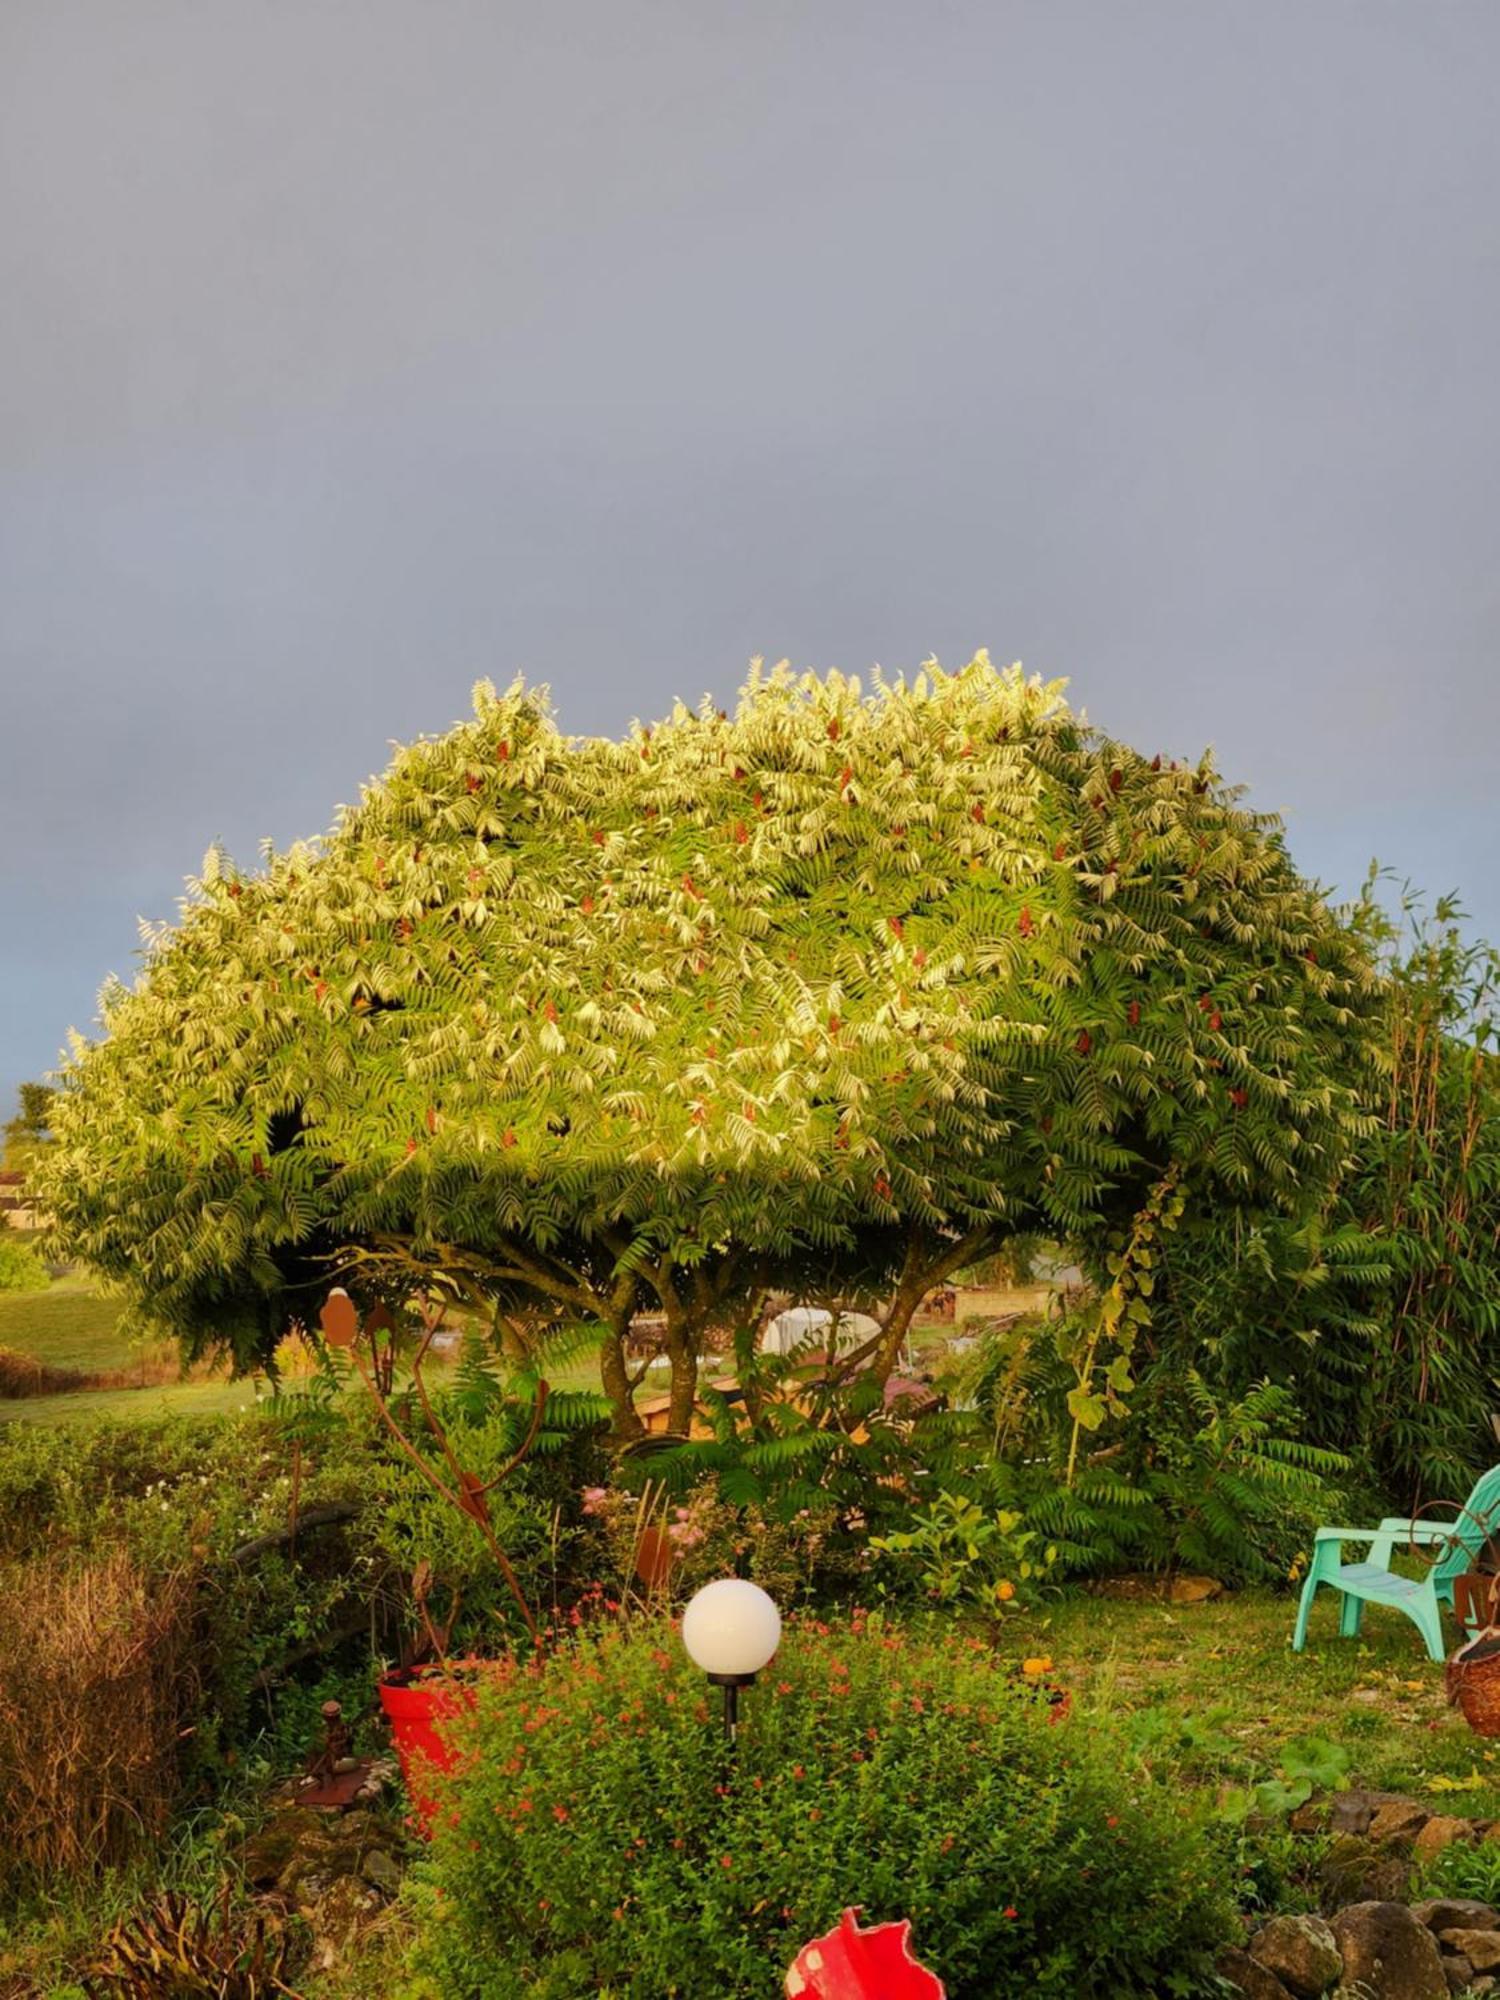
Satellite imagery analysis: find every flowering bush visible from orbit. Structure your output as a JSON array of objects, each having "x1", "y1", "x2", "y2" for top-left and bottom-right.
[
  {"x1": 581, "y1": 1478, "x2": 852, "y2": 1609},
  {"x1": 409, "y1": 1616, "x2": 1233, "y2": 1998}
]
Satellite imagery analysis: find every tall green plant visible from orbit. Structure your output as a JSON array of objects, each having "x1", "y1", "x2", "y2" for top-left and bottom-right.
[
  {"x1": 1350, "y1": 884, "x2": 1500, "y2": 1498},
  {"x1": 1140, "y1": 879, "x2": 1500, "y2": 1504}
]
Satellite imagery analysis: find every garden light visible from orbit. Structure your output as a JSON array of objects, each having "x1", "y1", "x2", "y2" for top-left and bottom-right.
[{"x1": 681, "y1": 1578, "x2": 781, "y2": 1744}]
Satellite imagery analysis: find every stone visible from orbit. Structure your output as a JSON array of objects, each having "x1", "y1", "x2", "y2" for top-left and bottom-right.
[
  {"x1": 359, "y1": 1846, "x2": 403, "y2": 1897},
  {"x1": 1336, "y1": 1792, "x2": 1384, "y2": 1832},
  {"x1": 1250, "y1": 1914, "x2": 1343, "y2": 1996},
  {"x1": 1331, "y1": 1901, "x2": 1446, "y2": 2000},
  {"x1": 240, "y1": 1807, "x2": 329, "y2": 1890},
  {"x1": 1412, "y1": 1817, "x2": 1476, "y2": 1867},
  {"x1": 1473, "y1": 1980, "x2": 1498, "y2": 1995},
  {"x1": 1443, "y1": 1958, "x2": 1473, "y2": 1996},
  {"x1": 1368, "y1": 1800, "x2": 1432, "y2": 1849},
  {"x1": 1413, "y1": 1900, "x2": 1500, "y2": 1936},
  {"x1": 1292, "y1": 1801, "x2": 1332, "y2": 1835},
  {"x1": 308, "y1": 1874, "x2": 380, "y2": 1946},
  {"x1": 1318, "y1": 1836, "x2": 1413, "y2": 1911},
  {"x1": 1438, "y1": 1931, "x2": 1500, "y2": 1973},
  {"x1": 1219, "y1": 1946, "x2": 1296, "y2": 2000},
  {"x1": 1167, "y1": 1573, "x2": 1224, "y2": 1604}
]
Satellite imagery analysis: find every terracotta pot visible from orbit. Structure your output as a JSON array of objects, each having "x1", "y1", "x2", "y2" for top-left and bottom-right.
[{"x1": 377, "y1": 1663, "x2": 483, "y2": 1833}]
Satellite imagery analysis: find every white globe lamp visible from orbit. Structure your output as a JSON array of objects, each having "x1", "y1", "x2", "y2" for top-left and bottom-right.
[{"x1": 680, "y1": 1578, "x2": 781, "y2": 1743}]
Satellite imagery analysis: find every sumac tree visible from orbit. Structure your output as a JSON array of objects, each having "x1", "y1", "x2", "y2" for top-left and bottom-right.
[{"x1": 41, "y1": 656, "x2": 1377, "y2": 1433}]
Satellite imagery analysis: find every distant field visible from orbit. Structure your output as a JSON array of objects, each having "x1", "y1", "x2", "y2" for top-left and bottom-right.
[
  {"x1": 0, "y1": 1276, "x2": 140, "y2": 1372},
  {"x1": 0, "y1": 1378, "x2": 258, "y2": 1426},
  {"x1": 0, "y1": 1276, "x2": 241, "y2": 1426}
]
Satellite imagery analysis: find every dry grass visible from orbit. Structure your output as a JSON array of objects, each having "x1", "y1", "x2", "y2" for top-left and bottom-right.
[{"x1": 0, "y1": 1550, "x2": 199, "y2": 1889}]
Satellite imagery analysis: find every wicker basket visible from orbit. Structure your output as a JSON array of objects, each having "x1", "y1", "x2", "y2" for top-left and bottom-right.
[{"x1": 1447, "y1": 1628, "x2": 1500, "y2": 1737}]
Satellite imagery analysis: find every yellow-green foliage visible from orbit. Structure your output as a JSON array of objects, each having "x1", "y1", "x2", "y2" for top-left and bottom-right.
[{"x1": 41, "y1": 657, "x2": 1378, "y2": 1425}]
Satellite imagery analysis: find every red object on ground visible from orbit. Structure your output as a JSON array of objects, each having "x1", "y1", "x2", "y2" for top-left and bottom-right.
[
  {"x1": 1041, "y1": 1680, "x2": 1071, "y2": 1726},
  {"x1": 377, "y1": 1665, "x2": 480, "y2": 1833},
  {"x1": 785, "y1": 1909, "x2": 946, "y2": 1998}
]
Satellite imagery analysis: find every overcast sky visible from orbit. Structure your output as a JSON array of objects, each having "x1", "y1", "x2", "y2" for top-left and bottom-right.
[{"x1": 3, "y1": 1, "x2": 1498, "y2": 1116}]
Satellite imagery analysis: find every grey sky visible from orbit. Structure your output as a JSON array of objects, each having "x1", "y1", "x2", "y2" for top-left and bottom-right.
[{"x1": 3, "y1": 1, "x2": 1498, "y2": 1115}]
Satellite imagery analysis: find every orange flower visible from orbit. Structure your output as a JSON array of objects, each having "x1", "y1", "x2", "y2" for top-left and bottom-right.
[{"x1": 995, "y1": 1579, "x2": 1016, "y2": 1603}]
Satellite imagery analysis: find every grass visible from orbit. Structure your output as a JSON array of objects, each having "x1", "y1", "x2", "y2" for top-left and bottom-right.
[
  {"x1": 0, "y1": 1276, "x2": 137, "y2": 1372},
  {"x1": 0, "y1": 1377, "x2": 258, "y2": 1427},
  {"x1": 0, "y1": 1276, "x2": 239, "y2": 1426},
  {"x1": 1009, "y1": 1585, "x2": 1500, "y2": 1819}
]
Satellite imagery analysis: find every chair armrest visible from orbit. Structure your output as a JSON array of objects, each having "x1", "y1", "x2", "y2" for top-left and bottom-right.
[
  {"x1": 1376, "y1": 1518, "x2": 1459, "y2": 1544},
  {"x1": 1313, "y1": 1527, "x2": 1382, "y2": 1544}
]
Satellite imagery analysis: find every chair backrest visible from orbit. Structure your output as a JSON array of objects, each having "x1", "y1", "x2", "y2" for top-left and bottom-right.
[{"x1": 1432, "y1": 1465, "x2": 1500, "y2": 1589}]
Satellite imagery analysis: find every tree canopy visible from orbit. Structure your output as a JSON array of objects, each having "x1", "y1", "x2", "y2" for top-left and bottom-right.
[
  {"x1": 40, "y1": 656, "x2": 1377, "y2": 1431},
  {"x1": 2, "y1": 1082, "x2": 54, "y2": 1173}
]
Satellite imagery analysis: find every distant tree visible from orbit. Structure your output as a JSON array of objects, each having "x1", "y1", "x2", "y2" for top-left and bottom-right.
[
  {"x1": 1, "y1": 1082, "x2": 54, "y2": 1172},
  {"x1": 40, "y1": 658, "x2": 1377, "y2": 1433}
]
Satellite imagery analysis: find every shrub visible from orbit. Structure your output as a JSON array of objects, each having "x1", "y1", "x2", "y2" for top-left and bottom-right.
[
  {"x1": 412, "y1": 1616, "x2": 1233, "y2": 1999},
  {"x1": 0, "y1": 1233, "x2": 48, "y2": 1292},
  {"x1": 0, "y1": 1550, "x2": 198, "y2": 1896}
]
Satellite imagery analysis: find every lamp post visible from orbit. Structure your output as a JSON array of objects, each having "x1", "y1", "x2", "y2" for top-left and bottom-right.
[{"x1": 681, "y1": 1578, "x2": 781, "y2": 1745}]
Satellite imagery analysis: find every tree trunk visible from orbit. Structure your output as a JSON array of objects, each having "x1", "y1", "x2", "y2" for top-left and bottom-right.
[
  {"x1": 663, "y1": 1309, "x2": 700, "y2": 1436},
  {"x1": 867, "y1": 1227, "x2": 998, "y2": 1386},
  {"x1": 599, "y1": 1319, "x2": 645, "y2": 1441}
]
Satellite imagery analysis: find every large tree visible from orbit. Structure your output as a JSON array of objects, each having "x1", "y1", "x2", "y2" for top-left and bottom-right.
[{"x1": 40, "y1": 657, "x2": 1377, "y2": 1433}]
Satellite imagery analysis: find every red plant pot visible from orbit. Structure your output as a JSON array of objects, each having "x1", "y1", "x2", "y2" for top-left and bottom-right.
[
  {"x1": 377, "y1": 1664, "x2": 482, "y2": 1833},
  {"x1": 786, "y1": 1908, "x2": 946, "y2": 1998}
]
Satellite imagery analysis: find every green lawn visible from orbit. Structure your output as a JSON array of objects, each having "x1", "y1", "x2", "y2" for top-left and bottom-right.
[
  {"x1": 0, "y1": 1275, "x2": 136, "y2": 1371},
  {"x1": 0, "y1": 1377, "x2": 261, "y2": 1426},
  {"x1": 1010, "y1": 1586, "x2": 1500, "y2": 1818},
  {"x1": 0, "y1": 1276, "x2": 247, "y2": 1425}
]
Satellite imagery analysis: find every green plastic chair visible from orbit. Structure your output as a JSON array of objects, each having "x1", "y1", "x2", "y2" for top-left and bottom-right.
[{"x1": 1292, "y1": 1465, "x2": 1500, "y2": 1663}]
